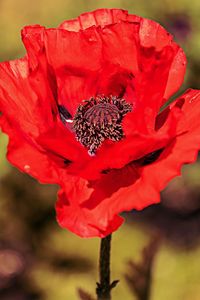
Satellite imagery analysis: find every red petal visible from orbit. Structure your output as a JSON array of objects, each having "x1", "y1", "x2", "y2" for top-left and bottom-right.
[
  {"x1": 44, "y1": 27, "x2": 103, "y2": 114},
  {"x1": 94, "y1": 63, "x2": 134, "y2": 99},
  {"x1": 0, "y1": 116, "x2": 60, "y2": 184},
  {"x1": 55, "y1": 156, "x2": 160, "y2": 237},
  {"x1": 22, "y1": 25, "x2": 45, "y2": 71},
  {"x1": 0, "y1": 57, "x2": 54, "y2": 137},
  {"x1": 139, "y1": 18, "x2": 172, "y2": 50},
  {"x1": 21, "y1": 12, "x2": 186, "y2": 124},
  {"x1": 44, "y1": 22, "x2": 139, "y2": 115},
  {"x1": 45, "y1": 17, "x2": 185, "y2": 121},
  {"x1": 100, "y1": 22, "x2": 139, "y2": 73},
  {"x1": 59, "y1": 9, "x2": 140, "y2": 31},
  {"x1": 164, "y1": 47, "x2": 186, "y2": 101},
  {"x1": 132, "y1": 89, "x2": 200, "y2": 203},
  {"x1": 56, "y1": 157, "x2": 160, "y2": 237},
  {"x1": 138, "y1": 18, "x2": 186, "y2": 103},
  {"x1": 131, "y1": 46, "x2": 179, "y2": 131},
  {"x1": 37, "y1": 118, "x2": 89, "y2": 163},
  {"x1": 56, "y1": 181, "x2": 123, "y2": 238},
  {"x1": 44, "y1": 27, "x2": 102, "y2": 72},
  {"x1": 174, "y1": 89, "x2": 200, "y2": 133},
  {"x1": 22, "y1": 25, "x2": 58, "y2": 109},
  {"x1": 115, "y1": 90, "x2": 200, "y2": 208}
]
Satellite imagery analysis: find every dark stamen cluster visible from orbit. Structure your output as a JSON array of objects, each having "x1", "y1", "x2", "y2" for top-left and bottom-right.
[{"x1": 73, "y1": 95, "x2": 132, "y2": 155}]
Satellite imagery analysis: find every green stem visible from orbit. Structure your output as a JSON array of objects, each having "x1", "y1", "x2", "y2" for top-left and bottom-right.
[{"x1": 96, "y1": 234, "x2": 112, "y2": 300}]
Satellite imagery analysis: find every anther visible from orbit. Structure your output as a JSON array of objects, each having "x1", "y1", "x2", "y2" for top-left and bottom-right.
[{"x1": 73, "y1": 95, "x2": 132, "y2": 155}]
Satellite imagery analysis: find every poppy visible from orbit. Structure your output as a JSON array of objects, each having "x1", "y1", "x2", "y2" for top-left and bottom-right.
[{"x1": 0, "y1": 9, "x2": 200, "y2": 237}]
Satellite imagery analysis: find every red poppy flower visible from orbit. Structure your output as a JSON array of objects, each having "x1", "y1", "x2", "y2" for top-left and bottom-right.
[{"x1": 0, "y1": 9, "x2": 200, "y2": 237}]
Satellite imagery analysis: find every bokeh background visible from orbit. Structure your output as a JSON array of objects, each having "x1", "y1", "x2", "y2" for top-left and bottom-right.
[{"x1": 1, "y1": 0, "x2": 200, "y2": 299}]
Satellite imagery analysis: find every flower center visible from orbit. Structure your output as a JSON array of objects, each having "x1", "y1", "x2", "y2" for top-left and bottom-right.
[{"x1": 73, "y1": 96, "x2": 132, "y2": 155}]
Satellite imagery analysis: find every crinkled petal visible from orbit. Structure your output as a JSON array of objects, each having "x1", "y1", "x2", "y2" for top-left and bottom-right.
[
  {"x1": 139, "y1": 18, "x2": 173, "y2": 50},
  {"x1": 59, "y1": 8, "x2": 140, "y2": 31},
  {"x1": 22, "y1": 25, "x2": 45, "y2": 71},
  {"x1": 22, "y1": 13, "x2": 186, "y2": 126},
  {"x1": 43, "y1": 22, "x2": 140, "y2": 115},
  {"x1": 44, "y1": 18, "x2": 184, "y2": 124},
  {"x1": 138, "y1": 18, "x2": 186, "y2": 104},
  {"x1": 56, "y1": 180, "x2": 123, "y2": 238},
  {"x1": 0, "y1": 116, "x2": 60, "y2": 184},
  {"x1": 22, "y1": 25, "x2": 58, "y2": 110},
  {"x1": 130, "y1": 45, "x2": 180, "y2": 131},
  {"x1": 56, "y1": 157, "x2": 158, "y2": 237},
  {"x1": 0, "y1": 57, "x2": 55, "y2": 137}
]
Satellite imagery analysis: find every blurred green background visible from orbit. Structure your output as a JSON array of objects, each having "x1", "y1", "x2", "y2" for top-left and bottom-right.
[{"x1": 1, "y1": 0, "x2": 200, "y2": 299}]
